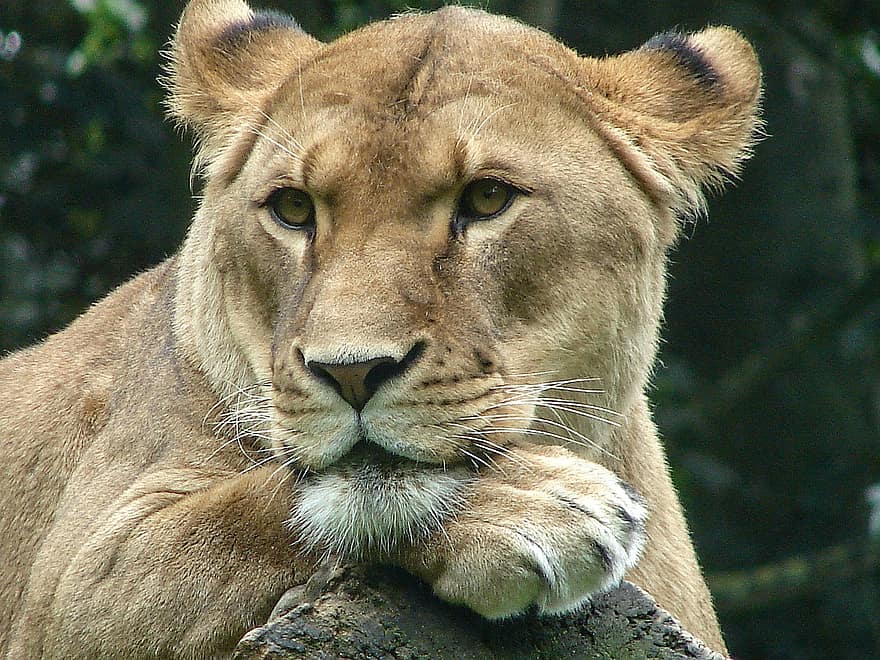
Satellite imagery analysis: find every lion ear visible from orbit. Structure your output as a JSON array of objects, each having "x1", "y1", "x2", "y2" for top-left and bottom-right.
[
  {"x1": 581, "y1": 27, "x2": 763, "y2": 216},
  {"x1": 164, "y1": 0, "x2": 321, "y2": 168}
]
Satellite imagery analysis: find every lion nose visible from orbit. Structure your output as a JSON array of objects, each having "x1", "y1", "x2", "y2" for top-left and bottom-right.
[
  {"x1": 303, "y1": 342, "x2": 424, "y2": 411},
  {"x1": 305, "y1": 355, "x2": 400, "y2": 411}
]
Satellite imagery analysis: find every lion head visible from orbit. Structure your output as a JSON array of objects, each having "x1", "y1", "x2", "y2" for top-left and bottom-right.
[{"x1": 166, "y1": 0, "x2": 761, "y2": 556}]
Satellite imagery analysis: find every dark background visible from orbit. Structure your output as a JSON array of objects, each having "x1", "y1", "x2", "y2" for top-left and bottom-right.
[{"x1": 2, "y1": 1, "x2": 878, "y2": 657}]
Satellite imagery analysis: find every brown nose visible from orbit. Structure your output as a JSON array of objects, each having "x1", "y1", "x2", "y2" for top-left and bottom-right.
[{"x1": 306, "y1": 356, "x2": 400, "y2": 411}]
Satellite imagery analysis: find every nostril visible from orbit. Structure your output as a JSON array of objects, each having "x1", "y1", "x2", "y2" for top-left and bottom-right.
[
  {"x1": 363, "y1": 358, "x2": 399, "y2": 395},
  {"x1": 306, "y1": 361, "x2": 339, "y2": 392},
  {"x1": 363, "y1": 341, "x2": 425, "y2": 394}
]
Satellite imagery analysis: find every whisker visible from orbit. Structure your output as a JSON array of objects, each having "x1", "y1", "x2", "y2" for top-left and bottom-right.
[
  {"x1": 243, "y1": 452, "x2": 284, "y2": 476},
  {"x1": 199, "y1": 378, "x2": 284, "y2": 469},
  {"x1": 459, "y1": 448, "x2": 492, "y2": 470},
  {"x1": 544, "y1": 403, "x2": 575, "y2": 445},
  {"x1": 202, "y1": 424, "x2": 270, "y2": 465},
  {"x1": 533, "y1": 385, "x2": 606, "y2": 395},
  {"x1": 470, "y1": 101, "x2": 519, "y2": 140},
  {"x1": 502, "y1": 370, "x2": 560, "y2": 380},
  {"x1": 257, "y1": 107, "x2": 306, "y2": 154},
  {"x1": 469, "y1": 444, "x2": 508, "y2": 474},
  {"x1": 246, "y1": 123, "x2": 303, "y2": 162},
  {"x1": 473, "y1": 442, "x2": 529, "y2": 474},
  {"x1": 201, "y1": 379, "x2": 269, "y2": 431},
  {"x1": 457, "y1": 72, "x2": 474, "y2": 140},
  {"x1": 470, "y1": 415, "x2": 618, "y2": 461},
  {"x1": 535, "y1": 397, "x2": 624, "y2": 417},
  {"x1": 267, "y1": 455, "x2": 306, "y2": 503},
  {"x1": 529, "y1": 401, "x2": 622, "y2": 428},
  {"x1": 262, "y1": 450, "x2": 302, "y2": 487},
  {"x1": 492, "y1": 376, "x2": 604, "y2": 392},
  {"x1": 298, "y1": 60, "x2": 306, "y2": 125},
  {"x1": 431, "y1": 420, "x2": 484, "y2": 433}
]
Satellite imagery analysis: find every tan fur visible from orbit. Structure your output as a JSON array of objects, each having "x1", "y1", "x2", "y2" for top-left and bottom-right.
[{"x1": 0, "y1": 2, "x2": 760, "y2": 656}]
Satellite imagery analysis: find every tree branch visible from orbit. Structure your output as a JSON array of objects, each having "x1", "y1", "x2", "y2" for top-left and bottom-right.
[{"x1": 234, "y1": 565, "x2": 728, "y2": 659}]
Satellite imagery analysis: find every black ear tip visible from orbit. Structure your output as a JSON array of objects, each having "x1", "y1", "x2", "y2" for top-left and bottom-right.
[
  {"x1": 217, "y1": 9, "x2": 302, "y2": 47},
  {"x1": 643, "y1": 31, "x2": 719, "y2": 87},
  {"x1": 250, "y1": 9, "x2": 302, "y2": 32}
]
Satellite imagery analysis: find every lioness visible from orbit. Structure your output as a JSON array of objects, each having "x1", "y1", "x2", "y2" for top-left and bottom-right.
[{"x1": 0, "y1": 1, "x2": 761, "y2": 656}]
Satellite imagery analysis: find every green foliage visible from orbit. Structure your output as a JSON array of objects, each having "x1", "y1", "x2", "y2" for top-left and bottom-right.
[
  {"x1": 67, "y1": 0, "x2": 153, "y2": 73},
  {"x1": 1, "y1": 1, "x2": 878, "y2": 658},
  {"x1": 1, "y1": 0, "x2": 191, "y2": 349}
]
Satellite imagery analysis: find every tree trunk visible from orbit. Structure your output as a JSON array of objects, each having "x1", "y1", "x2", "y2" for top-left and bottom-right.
[{"x1": 234, "y1": 564, "x2": 729, "y2": 659}]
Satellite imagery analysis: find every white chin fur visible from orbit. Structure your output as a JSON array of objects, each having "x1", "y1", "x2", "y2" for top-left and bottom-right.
[{"x1": 288, "y1": 465, "x2": 470, "y2": 557}]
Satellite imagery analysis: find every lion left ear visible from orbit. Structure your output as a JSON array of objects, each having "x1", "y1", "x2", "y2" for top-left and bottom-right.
[
  {"x1": 165, "y1": 0, "x2": 322, "y2": 173},
  {"x1": 581, "y1": 27, "x2": 763, "y2": 216}
]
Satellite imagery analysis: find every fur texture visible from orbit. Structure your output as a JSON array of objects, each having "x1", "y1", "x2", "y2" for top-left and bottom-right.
[{"x1": 0, "y1": 2, "x2": 761, "y2": 656}]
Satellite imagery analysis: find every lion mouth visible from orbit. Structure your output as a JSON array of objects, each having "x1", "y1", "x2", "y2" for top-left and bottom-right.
[{"x1": 330, "y1": 440, "x2": 415, "y2": 474}]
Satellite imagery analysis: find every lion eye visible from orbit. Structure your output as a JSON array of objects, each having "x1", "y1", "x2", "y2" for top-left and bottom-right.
[
  {"x1": 458, "y1": 178, "x2": 516, "y2": 223},
  {"x1": 268, "y1": 188, "x2": 315, "y2": 230}
]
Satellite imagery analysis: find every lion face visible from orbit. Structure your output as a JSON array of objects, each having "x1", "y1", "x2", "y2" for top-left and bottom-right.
[{"x1": 168, "y1": 3, "x2": 760, "y2": 555}]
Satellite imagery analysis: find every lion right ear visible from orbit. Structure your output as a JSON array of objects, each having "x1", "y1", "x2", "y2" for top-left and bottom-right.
[
  {"x1": 165, "y1": 0, "x2": 322, "y2": 170},
  {"x1": 579, "y1": 27, "x2": 763, "y2": 219}
]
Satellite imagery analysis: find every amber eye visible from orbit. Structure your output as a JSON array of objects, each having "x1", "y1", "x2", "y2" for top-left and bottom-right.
[
  {"x1": 268, "y1": 188, "x2": 315, "y2": 230},
  {"x1": 458, "y1": 178, "x2": 516, "y2": 223}
]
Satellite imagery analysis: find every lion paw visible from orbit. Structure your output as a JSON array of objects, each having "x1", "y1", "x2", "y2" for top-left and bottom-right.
[{"x1": 401, "y1": 446, "x2": 648, "y2": 618}]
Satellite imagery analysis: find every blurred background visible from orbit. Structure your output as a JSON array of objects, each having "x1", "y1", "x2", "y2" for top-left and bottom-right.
[{"x1": 1, "y1": 0, "x2": 878, "y2": 657}]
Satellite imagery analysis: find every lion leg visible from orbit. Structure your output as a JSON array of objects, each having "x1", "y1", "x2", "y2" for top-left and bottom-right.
[
  {"x1": 612, "y1": 399, "x2": 727, "y2": 652},
  {"x1": 8, "y1": 465, "x2": 308, "y2": 659}
]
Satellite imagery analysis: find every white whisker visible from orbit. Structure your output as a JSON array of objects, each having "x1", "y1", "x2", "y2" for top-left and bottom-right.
[
  {"x1": 247, "y1": 123, "x2": 303, "y2": 162},
  {"x1": 535, "y1": 397, "x2": 624, "y2": 417},
  {"x1": 533, "y1": 402, "x2": 622, "y2": 428},
  {"x1": 470, "y1": 101, "x2": 519, "y2": 140},
  {"x1": 469, "y1": 414, "x2": 618, "y2": 461},
  {"x1": 258, "y1": 107, "x2": 306, "y2": 153}
]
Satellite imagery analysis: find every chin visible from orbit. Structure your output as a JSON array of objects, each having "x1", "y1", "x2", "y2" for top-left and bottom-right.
[{"x1": 288, "y1": 444, "x2": 471, "y2": 558}]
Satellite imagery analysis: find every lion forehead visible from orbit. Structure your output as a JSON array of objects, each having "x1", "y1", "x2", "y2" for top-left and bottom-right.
[{"x1": 272, "y1": 9, "x2": 575, "y2": 120}]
